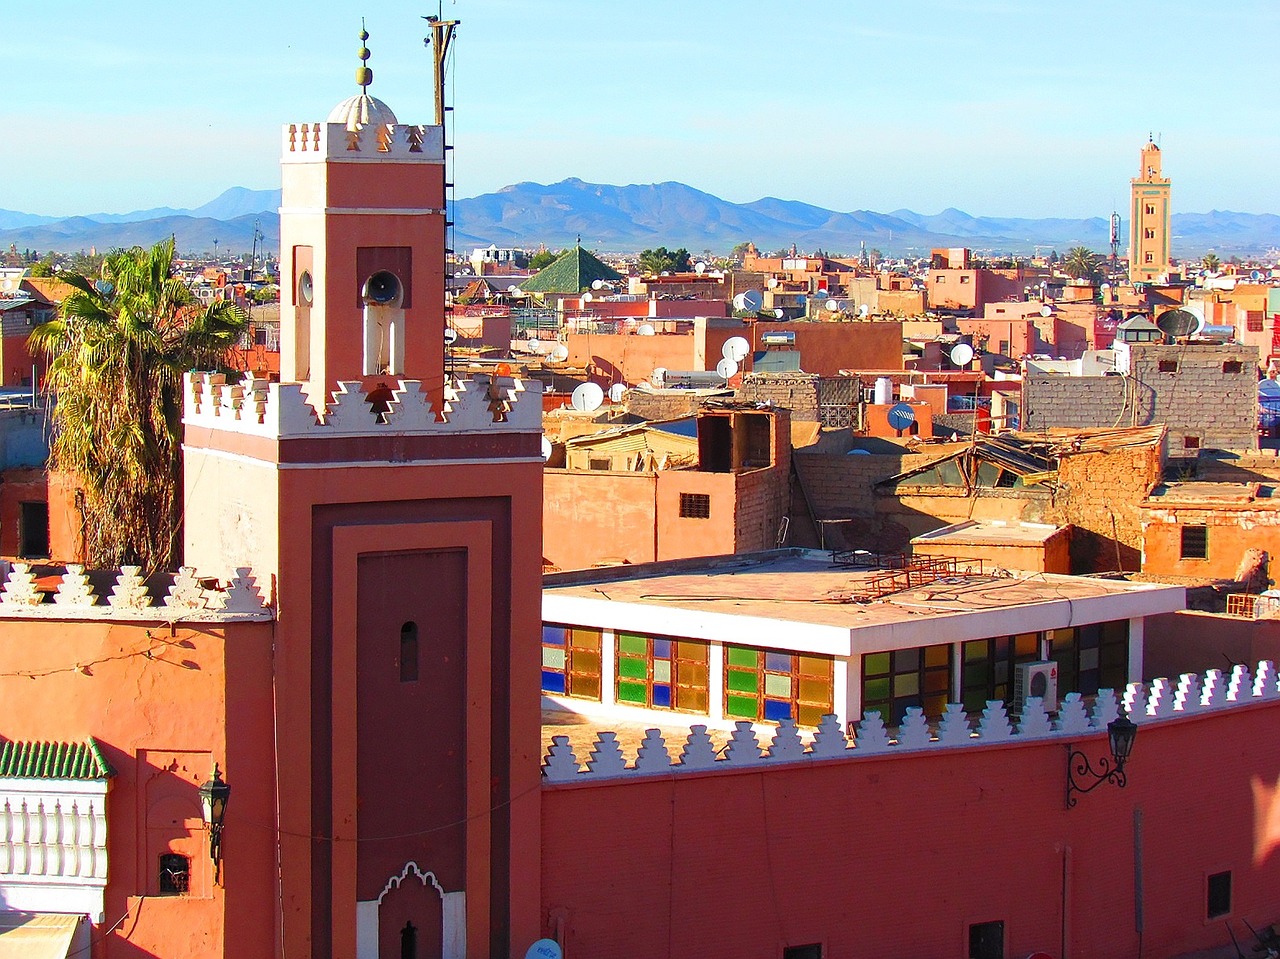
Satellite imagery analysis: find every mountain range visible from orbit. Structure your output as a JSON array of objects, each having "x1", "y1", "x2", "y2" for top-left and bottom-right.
[{"x1": 2, "y1": 182, "x2": 1277, "y2": 258}]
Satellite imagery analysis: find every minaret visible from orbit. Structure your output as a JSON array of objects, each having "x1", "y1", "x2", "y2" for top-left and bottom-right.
[
  {"x1": 1128, "y1": 137, "x2": 1172, "y2": 284},
  {"x1": 182, "y1": 25, "x2": 544, "y2": 959}
]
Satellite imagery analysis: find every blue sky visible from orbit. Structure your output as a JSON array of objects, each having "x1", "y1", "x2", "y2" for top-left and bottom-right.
[{"x1": 4, "y1": 0, "x2": 1277, "y2": 219}]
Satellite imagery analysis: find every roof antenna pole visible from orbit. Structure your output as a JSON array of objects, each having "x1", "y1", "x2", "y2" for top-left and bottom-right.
[{"x1": 423, "y1": 10, "x2": 459, "y2": 129}]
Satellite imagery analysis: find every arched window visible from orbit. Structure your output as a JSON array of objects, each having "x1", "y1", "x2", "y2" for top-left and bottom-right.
[{"x1": 400, "y1": 622, "x2": 419, "y2": 683}]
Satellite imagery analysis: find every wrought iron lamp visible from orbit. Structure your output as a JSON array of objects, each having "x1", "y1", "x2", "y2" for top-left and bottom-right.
[
  {"x1": 199, "y1": 763, "x2": 231, "y2": 883},
  {"x1": 1066, "y1": 712, "x2": 1137, "y2": 808}
]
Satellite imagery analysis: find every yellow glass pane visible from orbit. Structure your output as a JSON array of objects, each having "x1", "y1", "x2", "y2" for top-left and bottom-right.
[
  {"x1": 798, "y1": 677, "x2": 831, "y2": 704},
  {"x1": 676, "y1": 641, "x2": 709, "y2": 663},
  {"x1": 677, "y1": 663, "x2": 708, "y2": 687},
  {"x1": 797, "y1": 655, "x2": 831, "y2": 678},
  {"x1": 924, "y1": 644, "x2": 950, "y2": 667},
  {"x1": 797, "y1": 703, "x2": 826, "y2": 727},
  {"x1": 570, "y1": 628, "x2": 602, "y2": 649},
  {"x1": 893, "y1": 673, "x2": 919, "y2": 697},
  {"x1": 572, "y1": 650, "x2": 601, "y2": 675},
  {"x1": 676, "y1": 688, "x2": 709, "y2": 713},
  {"x1": 571, "y1": 674, "x2": 602, "y2": 700}
]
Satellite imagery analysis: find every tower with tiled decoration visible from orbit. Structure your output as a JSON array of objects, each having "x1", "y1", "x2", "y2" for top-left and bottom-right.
[
  {"x1": 1128, "y1": 137, "x2": 1172, "y2": 284},
  {"x1": 181, "y1": 26, "x2": 544, "y2": 959}
]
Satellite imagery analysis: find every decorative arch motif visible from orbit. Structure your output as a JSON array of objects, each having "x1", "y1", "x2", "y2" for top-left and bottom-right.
[
  {"x1": 357, "y1": 862, "x2": 465, "y2": 959},
  {"x1": 376, "y1": 861, "x2": 445, "y2": 904}
]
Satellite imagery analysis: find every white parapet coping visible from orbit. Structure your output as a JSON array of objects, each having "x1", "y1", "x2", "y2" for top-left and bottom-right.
[
  {"x1": 281, "y1": 121, "x2": 445, "y2": 163},
  {"x1": 184, "y1": 372, "x2": 542, "y2": 440},
  {"x1": 542, "y1": 660, "x2": 1280, "y2": 783}
]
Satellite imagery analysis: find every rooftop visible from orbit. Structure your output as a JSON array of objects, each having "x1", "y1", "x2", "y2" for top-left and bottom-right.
[{"x1": 911, "y1": 519, "x2": 1066, "y2": 547}]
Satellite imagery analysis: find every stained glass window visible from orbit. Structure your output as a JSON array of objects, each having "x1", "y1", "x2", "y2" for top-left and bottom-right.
[
  {"x1": 724, "y1": 645, "x2": 833, "y2": 725},
  {"x1": 541, "y1": 624, "x2": 603, "y2": 701},
  {"x1": 616, "y1": 632, "x2": 708, "y2": 713},
  {"x1": 863, "y1": 643, "x2": 951, "y2": 725}
]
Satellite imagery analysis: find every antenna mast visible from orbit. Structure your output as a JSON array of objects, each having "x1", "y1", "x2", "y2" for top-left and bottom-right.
[
  {"x1": 424, "y1": 7, "x2": 460, "y2": 383},
  {"x1": 424, "y1": 10, "x2": 459, "y2": 129}
]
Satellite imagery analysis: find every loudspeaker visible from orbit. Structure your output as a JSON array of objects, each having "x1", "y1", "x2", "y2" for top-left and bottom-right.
[{"x1": 363, "y1": 271, "x2": 401, "y2": 305}]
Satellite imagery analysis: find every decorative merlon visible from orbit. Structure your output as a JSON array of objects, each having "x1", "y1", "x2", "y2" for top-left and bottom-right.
[
  {"x1": 184, "y1": 372, "x2": 542, "y2": 440},
  {"x1": 542, "y1": 663, "x2": 1280, "y2": 783},
  {"x1": 0, "y1": 564, "x2": 270, "y2": 622},
  {"x1": 282, "y1": 121, "x2": 444, "y2": 162}
]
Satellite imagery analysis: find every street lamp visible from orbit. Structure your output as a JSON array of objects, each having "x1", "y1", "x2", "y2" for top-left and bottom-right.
[
  {"x1": 199, "y1": 763, "x2": 231, "y2": 883},
  {"x1": 1066, "y1": 712, "x2": 1137, "y2": 809}
]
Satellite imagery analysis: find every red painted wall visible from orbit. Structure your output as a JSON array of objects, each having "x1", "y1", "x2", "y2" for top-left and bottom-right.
[{"x1": 542, "y1": 700, "x2": 1280, "y2": 959}]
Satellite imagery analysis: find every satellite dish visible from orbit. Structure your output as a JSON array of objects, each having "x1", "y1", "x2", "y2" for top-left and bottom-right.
[
  {"x1": 742, "y1": 289, "x2": 764, "y2": 312},
  {"x1": 950, "y1": 343, "x2": 975, "y2": 367},
  {"x1": 694, "y1": 261, "x2": 706, "y2": 275},
  {"x1": 608, "y1": 383, "x2": 627, "y2": 403},
  {"x1": 767, "y1": 277, "x2": 779, "y2": 289},
  {"x1": 826, "y1": 298, "x2": 844, "y2": 312},
  {"x1": 716, "y1": 358, "x2": 739, "y2": 379},
  {"x1": 591, "y1": 279, "x2": 605, "y2": 290},
  {"x1": 540, "y1": 436, "x2": 553, "y2": 462},
  {"x1": 524, "y1": 939, "x2": 564, "y2": 959},
  {"x1": 858, "y1": 304, "x2": 870, "y2": 317},
  {"x1": 1040, "y1": 305, "x2": 1053, "y2": 318},
  {"x1": 722, "y1": 336, "x2": 750, "y2": 362},
  {"x1": 651, "y1": 367, "x2": 667, "y2": 386},
  {"x1": 443, "y1": 328, "x2": 459, "y2": 345},
  {"x1": 571, "y1": 382, "x2": 605, "y2": 412},
  {"x1": 637, "y1": 323, "x2": 656, "y2": 336},
  {"x1": 1260, "y1": 379, "x2": 1280, "y2": 398},
  {"x1": 549, "y1": 344, "x2": 570, "y2": 363},
  {"x1": 581, "y1": 291, "x2": 593, "y2": 303},
  {"x1": 732, "y1": 293, "x2": 748, "y2": 311},
  {"x1": 812, "y1": 289, "x2": 829, "y2": 300},
  {"x1": 887, "y1": 403, "x2": 916, "y2": 431},
  {"x1": 1156, "y1": 308, "x2": 1205, "y2": 338},
  {"x1": 773, "y1": 308, "x2": 784, "y2": 319},
  {"x1": 528, "y1": 337, "x2": 541, "y2": 351}
]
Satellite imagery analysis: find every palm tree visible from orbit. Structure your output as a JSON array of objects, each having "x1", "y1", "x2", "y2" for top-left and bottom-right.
[
  {"x1": 1201, "y1": 252, "x2": 1221, "y2": 274},
  {"x1": 1061, "y1": 246, "x2": 1102, "y2": 282},
  {"x1": 30, "y1": 238, "x2": 246, "y2": 569}
]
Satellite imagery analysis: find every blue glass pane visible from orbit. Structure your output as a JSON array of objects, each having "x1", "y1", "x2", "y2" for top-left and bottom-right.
[
  {"x1": 764, "y1": 651, "x2": 791, "y2": 672},
  {"x1": 541, "y1": 671, "x2": 566, "y2": 694},
  {"x1": 653, "y1": 684, "x2": 672, "y2": 708},
  {"x1": 653, "y1": 638, "x2": 671, "y2": 659},
  {"x1": 542, "y1": 625, "x2": 566, "y2": 645},
  {"x1": 764, "y1": 699, "x2": 792, "y2": 721}
]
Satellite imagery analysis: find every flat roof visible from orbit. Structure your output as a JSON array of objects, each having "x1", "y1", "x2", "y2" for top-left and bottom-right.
[
  {"x1": 543, "y1": 549, "x2": 1185, "y2": 658},
  {"x1": 911, "y1": 520, "x2": 1066, "y2": 547}
]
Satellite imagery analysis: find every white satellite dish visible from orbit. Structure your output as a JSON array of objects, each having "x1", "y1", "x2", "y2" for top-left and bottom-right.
[
  {"x1": 767, "y1": 277, "x2": 779, "y2": 289},
  {"x1": 950, "y1": 343, "x2": 975, "y2": 367},
  {"x1": 571, "y1": 382, "x2": 605, "y2": 412},
  {"x1": 742, "y1": 289, "x2": 764, "y2": 312},
  {"x1": 651, "y1": 367, "x2": 667, "y2": 386},
  {"x1": 528, "y1": 337, "x2": 541, "y2": 351},
  {"x1": 540, "y1": 436, "x2": 553, "y2": 462},
  {"x1": 1039, "y1": 305, "x2": 1053, "y2": 318},
  {"x1": 637, "y1": 323, "x2": 656, "y2": 336},
  {"x1": 694, "y1": 261, "x2": 706, "y2": 275},
  {"x1": 716, "y1": 358, "x2": 739, "y2": 380},
  {"x1": 722, "y1": 336, "x2": 750, "y2": 362},
  {"x1": 732, "y1": 293, "x2": 747, "y2": 311},
  {"x1": 858, "y1": 304, "x2": 870, "y2": 317},
  {"x1": 443, "y1": 328, "x2": 459, "y2": 345},
  {"x1": 608, "y1": 382, "x2": 627, "y2": 403},
  {"x1": 591, "y1": 279, "x2": 605, "y2": 290},
  {"x1": 773, "y1": 308, "x2": 784, "y2": 319},
  {"x1": 581, "y1": 291, "x2": 593, "y2": 303},
  {"x1": 508, "y1": 285, "x2": 522, "y2": 294},
  {"x1": 549, "y1": 344, "x2": 570, "y2": 363},
  {"x1": 826, "y1": 298, "x2": 844, "y2": 312},
  {"x1": 812, "y1": 289, "x2": 829, "y2": 300}
]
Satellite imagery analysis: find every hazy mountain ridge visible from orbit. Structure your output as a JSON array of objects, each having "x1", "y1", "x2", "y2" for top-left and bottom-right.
[{"x1": 1, "y1": 182, "x2": 1276, "y2": 256}]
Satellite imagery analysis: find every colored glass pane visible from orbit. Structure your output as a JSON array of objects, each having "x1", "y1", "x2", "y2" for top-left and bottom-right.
[
  {"x1": 653, "y1": 638, "x2": 672, "y2": 659},
  {"x1": 1014, "y1": 633, "x2": 1039, "y2": 656},
  {"x1": 572, "y1": 675, "x2": 602, "y2": 700},
  {"x1": 864, "y1": 677, "x2": 890, "y2": 701},
  {"x1": 797, "y1": 655, "x2": 830, "y2": 677},
  {"x1": 727, "y1": 669, "x2": 759, "y2": 693},
  {"x1": 925, "y1": 644, "x2": 950, "y2": 667},
  {"x1": 764, "y1": 699, "x2": 792, "y2": 722},
  {"x1": 676, "y1": 688, "x2": 708, "y2": 713},
  {"x1": 726, "y1": 694, "x2": 758, "y2": 718},
  {"x1": 727, "y1": 646, "x2": 758, "y2": 668},
  {"x1": 573, "y1": 650, "x2": 601, "y2": 674},
  {"x1": 677, "y1": 663, "x2": 708, "y2": 687},
  {"x1": 653, "y1": 660, "x2": 671, "y2": 684},
  {"x1": 652, "y1": 685, "x2": 672, "y2": 708},
  {"x1": 893, "y1": 648, "x2": 920, "y2": 672},
  {"x1": 617, "y1": 681, "x2": 648, "y2": 704},
  {"x1": 1080, "y1": 648, "x2": 1100, "y2": 671},
  {"x1": 618, "y1": 656, "x2": 648, "y2": 680},
  {"x1": 676, "y1": 641, "x2": 708, "y2": 661},
  {"x1": 798, "y1": 678, "x2": 830, "y2": 704},
  {"x1": 893, "y1": 673, "x2": 919, "y2": 697},
  {"x1": 797, "y1": 703, "x2": 826, "y2": 727},
  {"x1": 618, "y1": 633, "x2": 648, "y2": 655},
  {"x1": 764, "y1": 674, "x2": 792, "y2": 698},
  {"x1": 542, "y1": 625, "x2": 567, "y2": 645},
  {"x1": 541, "y1": 671, "x2": 566, "y2": 694},
  {"x1": 964, "y1": 641, "x2": 987, "y2": 662},
  {"x1": 764, "y1": 651, "x2": 791, "y2": 672},
  {"x1": 925, "y1": 670, "x2": 949, "y2": 694},
  {"x1": 570, "y1": 628, "x2": 601, "y2": 649},
  {"x1": 864, "y1": 652, "x2": 890, "y2": 676},
  {"x1": 542, "y1": 647, "x2": 566, "y2": 670}
]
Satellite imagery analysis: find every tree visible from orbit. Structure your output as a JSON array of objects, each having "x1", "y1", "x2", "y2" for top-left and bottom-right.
[
  {"x1": 638, "y1": 247, "x2": 692, "y2": 274},
  {"x1": 1061, "y1": 246, "x2": 1102, "y2": 282},
  {"x1": 528, "y1": 249, "x2": 559, "y2": 271},
  {"x1": 1201, "y1": 252, "x2": 1221, "y2": 273},
  {"x1": 29, "y1": 256, "x2": 55, "y2": 277},
  {"x1": 30, "y1": 238, "x2": 246, "y2": 569}
]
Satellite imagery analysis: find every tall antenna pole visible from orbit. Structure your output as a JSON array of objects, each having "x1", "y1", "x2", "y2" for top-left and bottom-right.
[
  {"x1": 424, "y1": 13, "x2": 459, "y2": 130},
  {"x1": 425, "y1": 9, "x2": 460, "y2": 384}
]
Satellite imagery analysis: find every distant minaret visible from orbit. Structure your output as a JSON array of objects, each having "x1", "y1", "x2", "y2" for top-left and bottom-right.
[{"x1": 1128, "y1": 137, "x2": 1171, "y2": 284}]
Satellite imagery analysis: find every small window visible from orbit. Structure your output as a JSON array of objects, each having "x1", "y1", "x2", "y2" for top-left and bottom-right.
[
  {"x1": 679, "y1": 492, "x2": 711, "y2": 519},
  {"x1": 1247, "y1": 313, "x2": 1265, "y2": 332},
  {"x1": 1223, "y1": 361, "x2": 1243, "y2": 374},
  {"x1": 783, "y1": 946, "x2": 822, "y2": 959},
  {"x1": 19, "y1": 501, "x2": 49, "y2": 559},
  {"x1": 969, "y1": 920, "x2": 1004, "y2": 959},
  {"x1": 1183, "y1": 436, "x2": 1200, "y2": 450},
  {"x1": 588, "y1": 457, "x2": 611, "y2": 471},
  {"x1": 1207, "y1": 870, "x2": 1232, "y2": 919},
  {"x1": 1158, "y1": 360, "x2": 1178, "y2": 373},
  {"x1": 1144, "y1": 228, "x2": 1155, "y2": 239},
  {"x1": 935, "y1": 275, "x2": 946, "y2": 284},
  {"x1": 1181, "y1": 525, "x2": 1208, "y2": 560},
  {"x1": 1145, "y1": 253, "x2": 1155, "y2": 263},
  {"x1": 399, "y1": 622, "x2": 419, "y2": 683},
  {"x1": 959, "y1": 275, "x2": 971, "y2": 284},
  {"x1": 158, "y1": 853, "x2": 190, "y2": 895},
  {"x1": 1146, "y1": 204, "x2": 1156, "y2": 215}
]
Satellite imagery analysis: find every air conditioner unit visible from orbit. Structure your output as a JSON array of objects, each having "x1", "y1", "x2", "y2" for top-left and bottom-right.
[{"x1": 1013, "y1": 660, "x2": 1059, "y2": 713}]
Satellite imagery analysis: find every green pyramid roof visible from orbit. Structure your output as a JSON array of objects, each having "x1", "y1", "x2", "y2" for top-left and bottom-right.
[
  {"x1": 520, "y1": 244, "x2": 623, "y2": 294},
  {"x1": 0, "y1": 738, "x2": 115, "y2": 780}
]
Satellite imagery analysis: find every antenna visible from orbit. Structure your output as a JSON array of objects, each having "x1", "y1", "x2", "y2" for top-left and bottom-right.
[
  {"x1": 570, "y1": 382, "x2": 604, "y2": 412},
  {"x1": 636, "y1": 323, "x2": 656, "y2": 336}
]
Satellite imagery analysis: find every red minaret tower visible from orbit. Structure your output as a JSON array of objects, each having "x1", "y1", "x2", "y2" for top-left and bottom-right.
[{"x1": 182, "y1": 24, "x2": 544, "y2": 959}]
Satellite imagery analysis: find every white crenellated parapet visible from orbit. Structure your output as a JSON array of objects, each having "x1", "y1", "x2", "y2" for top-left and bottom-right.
[
  {"x1": 542, "y1": 660, "x2": 1280, "y2": 783},
  {"x1": 282, "y1": 121, "x2": 445, "y2": 163},
  {"x1": 184, "y1": 372, "x2": 542, "y2": 440},
  {"x1": 0, "y1": 563, "x2": 271, "y2": 622}
]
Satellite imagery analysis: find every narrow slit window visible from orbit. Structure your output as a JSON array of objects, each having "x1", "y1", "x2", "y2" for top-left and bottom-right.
[
  {"x1": 400, "y1": 622, "x2": 419, "y2": 683},
  {"x1": 1207, "y1": 871, "x2": 1231, "y2": 919}
]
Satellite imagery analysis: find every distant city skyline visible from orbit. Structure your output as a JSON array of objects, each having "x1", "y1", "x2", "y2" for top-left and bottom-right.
[{"x1": 5, "y1": 0, "x2": 1278, "y2": 220}]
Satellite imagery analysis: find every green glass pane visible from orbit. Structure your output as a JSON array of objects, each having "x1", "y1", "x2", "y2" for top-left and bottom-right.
[
  {"x1": 618, "y1": 633, "x2": 648, "y2": 655},
  {"x1": 542, "y1": 647, "x2": 566, "y2": 670},
  {"x1": 727, "y1": 669, "x2": 759, "y2": 693},
  {"x1": 617, "y1": 681, "x2": 648, "y2": 704},
  {"x1": 864, "y1": 652, "x2": 890, "y2": 676},
  {"x1": 619, "y1": 657, "x2": 648, "y2": 679},
  {"x1": 653, "y1": 660, "x2": 671, "y2": 683},
  {"x1": 964, "y1": 641, "x2": 988, "y2": 662},
  {"x1": 864, "y1": 677, "x2": 891, "y2": 701},
  {"x1": 964, "y1": 662, "x2": 990, "y2": 685},
  {"x1": 764, "y1": 674, "x2": 792, "y2": 698},
  {"x1": 726, "y1": 694, "x2": 758, "y2": 719},
  {"x1": 727, "y1": 646, "x2": 759, "y2": 668},
  {"x1": 893, "y1": 673, "x2": 920, "y2": 697}
]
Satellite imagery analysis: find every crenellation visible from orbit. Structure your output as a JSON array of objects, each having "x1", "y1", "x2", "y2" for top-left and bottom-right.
[{"x1": 281, "y1": 121, "x2": 444, "y2": 163}]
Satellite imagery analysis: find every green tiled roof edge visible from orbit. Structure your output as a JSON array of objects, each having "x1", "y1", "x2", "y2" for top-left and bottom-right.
[{"x1": 0, "y1": 737, "x2": 115, "y2": 779}]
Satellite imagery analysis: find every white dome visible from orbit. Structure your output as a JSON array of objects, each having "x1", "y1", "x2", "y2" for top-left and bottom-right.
[{"x1": 327, "y1": 93, "x2": 398, "y2": 131}]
